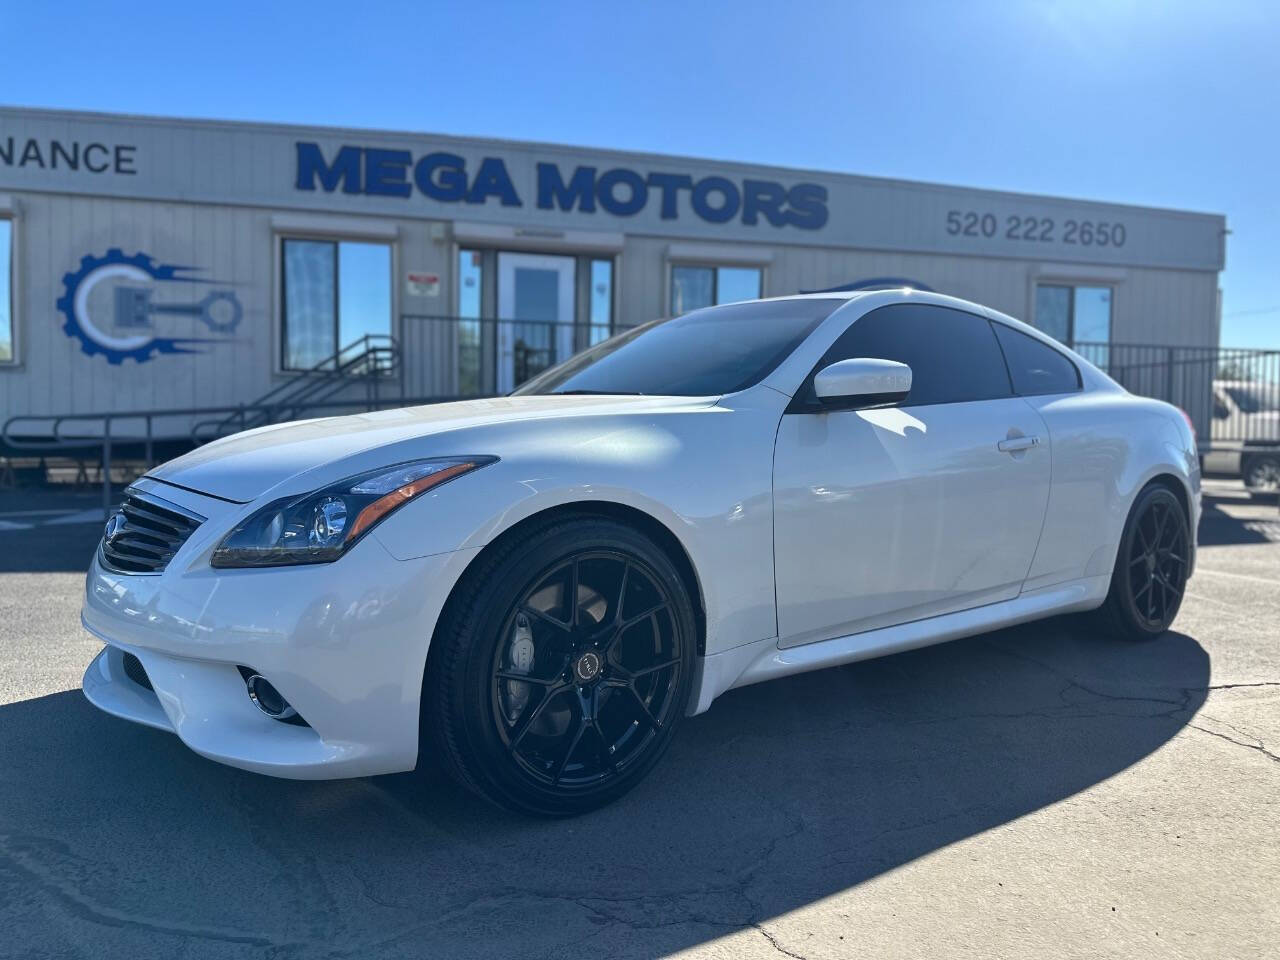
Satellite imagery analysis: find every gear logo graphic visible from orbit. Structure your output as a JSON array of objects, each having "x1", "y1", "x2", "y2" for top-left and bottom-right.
[{"x1": 56, "y1": 248, "x2": 243, "y2": 364}]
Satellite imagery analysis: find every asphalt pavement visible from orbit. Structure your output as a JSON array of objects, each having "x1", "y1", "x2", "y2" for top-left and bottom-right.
[{"x1": 0, "y1": 480, "x2": 1276, "y2": 959}]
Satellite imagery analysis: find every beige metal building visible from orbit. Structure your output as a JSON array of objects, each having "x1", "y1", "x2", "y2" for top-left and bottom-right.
[{"x1": 0, "y1": 106, "x2": 1226, "y2": 440}]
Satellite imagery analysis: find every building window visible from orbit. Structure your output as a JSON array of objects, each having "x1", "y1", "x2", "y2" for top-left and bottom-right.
[
  {"x1": 281, "y1": 238, "x2": 391, "y2": 370},
  {"x1": 457, "y1": 248, "x2": 485, "y2": 395},
  {"x1": 588, "y1": 258, "x2": 613, "y2": 345},
  {"x1": 1034, "y1": 284, "x2": 1112, "y2": 346},
  {"x1": 0, "y1": 218, "x2": 12, "y2": 363},
  {"x1": 670, "y1": 265, "x2": 762, "y2": 315}
]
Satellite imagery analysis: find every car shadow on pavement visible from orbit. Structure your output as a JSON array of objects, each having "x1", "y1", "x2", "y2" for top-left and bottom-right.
[
  {"x1": 0, "y1": 522, "x2": 103, "y2": 573},
  {"x1": 1198, "y1": 491, "x2": 1279, "y2": 546},
  {"x1": 0, "y1": 618, "x2": 1208, "y2": 959}
]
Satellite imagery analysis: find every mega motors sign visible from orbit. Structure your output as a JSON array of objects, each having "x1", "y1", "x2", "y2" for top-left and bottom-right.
[
  {"x1": 0, "y1": 110, "x2": 1226, "y2": 270},
  {"x1": 294, "y1": 142, "x2": 829, "y2": 230}
]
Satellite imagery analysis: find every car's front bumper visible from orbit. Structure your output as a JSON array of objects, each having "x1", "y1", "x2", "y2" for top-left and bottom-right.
[{"x1": 80, "y1": 482, "x2": 480, "y2": 780}]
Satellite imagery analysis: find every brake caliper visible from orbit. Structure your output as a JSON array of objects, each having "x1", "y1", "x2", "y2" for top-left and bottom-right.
[{"x1": 503, "y1": 612, "x2": 536, "y2": 720}]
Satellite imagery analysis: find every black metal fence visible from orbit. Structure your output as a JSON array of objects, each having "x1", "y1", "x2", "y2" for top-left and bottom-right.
[
  {"x1": 1073, "y1": 342, "x2": 1280, "y2": 445},
  {"x1": 396, "y1": 321, "x2": 1280, "y2": 447},
  {"x1": 6, "y1": 317, "x2": 1278, "y2": 519}
]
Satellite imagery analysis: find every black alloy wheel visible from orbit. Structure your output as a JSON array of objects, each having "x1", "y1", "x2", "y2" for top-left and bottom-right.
[
  {"x1": 424, "y1": 516, "x2": 696, "y2": 816},
  {"x1": 1096, "y1": 484, "x2": 1190, "y2": 640},
  {"x1": 491, "y1": 551, "x2": 683, "y2": 789},
  {"x1": 1125, "y1": 494, "x2": 1190, "y2": 629}
]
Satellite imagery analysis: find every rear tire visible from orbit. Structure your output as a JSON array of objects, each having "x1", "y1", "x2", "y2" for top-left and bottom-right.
[
  {"x1": 1095, "y1": 484, "x2": 1190, "y2": 641},
  {"x1": 1243, "y1": 454, "x2": 1280, "y2": 496},
  {"x1": 422, "y1": 515, "x2": 696, "y2": 817}
]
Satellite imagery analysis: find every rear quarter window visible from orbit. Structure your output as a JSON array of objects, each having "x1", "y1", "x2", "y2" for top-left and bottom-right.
[{"x1": 991, "y1": 322, "x2": 1081, "y2": 396}]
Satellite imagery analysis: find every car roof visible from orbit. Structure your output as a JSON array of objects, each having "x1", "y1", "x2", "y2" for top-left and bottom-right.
[
  {"x1": 798, "y1": 288, "x2": 1090, "y2": 353},
  {"x1": 754, "y1": 290, "x2": 871, "y2": 303}
]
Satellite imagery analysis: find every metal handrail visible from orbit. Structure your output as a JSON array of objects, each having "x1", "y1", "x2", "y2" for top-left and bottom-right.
[
  {"x1": 402, "y1": 314, "x2": 630, "y2": 327},
  {"x1": 400, "y1": 314, "x2": 637, "y2": 397},
  {"x1": 250, "y1": 334, "x2": 397, "y2": 407},
  {"x1": 189, "y1": 335, "x2": 399, "y2": 443},
  {"x1": 2, "y1": 393, "x2": 475, "y2": 520}
]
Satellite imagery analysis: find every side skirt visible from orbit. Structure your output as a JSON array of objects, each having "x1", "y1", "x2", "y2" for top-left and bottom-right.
[{"x1": 687, "y1": 575, "x2": 1109, "y2": 715}]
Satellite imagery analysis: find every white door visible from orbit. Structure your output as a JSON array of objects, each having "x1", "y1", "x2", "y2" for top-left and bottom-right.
[
  {"x1": 772, "y1": 303, "x2": 1052, "y2": 647},
  {"x1": 497, "y1": 253, "x2": 576, "y2": 393}
]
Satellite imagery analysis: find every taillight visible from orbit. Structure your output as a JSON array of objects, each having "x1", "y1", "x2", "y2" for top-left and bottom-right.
[{"x1": 1178, "y1": 407, "x2": 1196, "y2": 441}]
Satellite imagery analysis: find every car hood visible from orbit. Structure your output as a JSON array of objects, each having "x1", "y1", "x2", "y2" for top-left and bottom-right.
[{"x1": 146, "y1": 395, "x2": 715, "y2": 503}]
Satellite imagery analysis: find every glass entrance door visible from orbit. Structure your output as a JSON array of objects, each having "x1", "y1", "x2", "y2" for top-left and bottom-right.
[{"x1": 497, "y1": 252, "x2": 576, "y2": 392}]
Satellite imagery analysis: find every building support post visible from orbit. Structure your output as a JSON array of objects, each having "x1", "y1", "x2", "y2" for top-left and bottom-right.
[{"x1": 102, "y1": 418, "x2": 112, "y2": 521}]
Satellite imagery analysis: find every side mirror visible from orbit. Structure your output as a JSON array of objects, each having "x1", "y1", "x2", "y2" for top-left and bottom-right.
[{"x1": 813, "y1": 358, "x2": 912, "y2": 409}]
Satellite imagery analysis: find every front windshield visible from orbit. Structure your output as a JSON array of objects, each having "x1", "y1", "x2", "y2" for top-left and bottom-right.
[
  {"x1": 1224, "y1": 384, "x2": 1280, "y2": 414},
  {"x1": 514, "y1": 298, "x2": 843, "y2": 397}
]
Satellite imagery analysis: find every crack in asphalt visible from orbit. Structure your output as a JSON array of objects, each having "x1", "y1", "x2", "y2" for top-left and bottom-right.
[
  {"x1": 983, "y1": 640, "x2": 1280, "y2": 706},
  {"x1": 981, "y1": 640, "x2": 1280, "y2": 770},
  {"x1": 0, "y1": 833, "x2": 296, "y2": 950},
  {"x1": 336, "y1": 887, "x2": 745, "y2": 960},
  {"x1": 1189, "y1": 714, "x2": 1280, "y2": 765},
  {"x1": 13, "y1": 646, "x2": 1273, "y2": 960},
  {"x1": 8, "y1": 602, "x2": 1273, "y2": 957},
  {"x1": 319, "y1": 811, "x2": 819, "y2": 959},
  {"x1": 752, "y1": 921, "x2": 809, "y2": 959},
  {"x1": 979, "y1": 640, "x2": 1197, "y2": 715}
]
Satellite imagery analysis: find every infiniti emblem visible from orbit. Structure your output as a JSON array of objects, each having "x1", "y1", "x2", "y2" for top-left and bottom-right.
[{"x1": 103, "y1": 512, "x2": 126, "y2": 544}]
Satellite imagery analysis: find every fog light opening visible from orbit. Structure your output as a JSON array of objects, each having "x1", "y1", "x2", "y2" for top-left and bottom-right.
[{"x1": 245, "y1": 674, "x2": 298, "y2": 721}]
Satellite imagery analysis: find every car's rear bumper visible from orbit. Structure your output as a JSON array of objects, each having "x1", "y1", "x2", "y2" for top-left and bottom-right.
[{"x1": 80, "y1": 489, "x2": 481, "y2": 780}]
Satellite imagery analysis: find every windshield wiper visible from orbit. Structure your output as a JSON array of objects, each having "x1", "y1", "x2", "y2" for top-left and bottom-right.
[{"x1": 550, "y1": 389, "x2": 645, "y2": 396}]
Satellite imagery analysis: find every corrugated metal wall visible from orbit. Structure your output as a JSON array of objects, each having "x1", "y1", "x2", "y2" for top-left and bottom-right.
[
  {"x1": 622, "y1": 235, "x2": 1220, "y2": 347},
  {"x1": 0, "y1": 190, "x2": 1222, "y2": 426},
  {"x1": 2, "y1": 192, "x2": 461, "y2": 423},
  {"x1": 4, "y1": 192, "x2": 279, "y2": 421},
  {"x1": 0, "y1": 108, "x2": 1224, "y2": 429}
]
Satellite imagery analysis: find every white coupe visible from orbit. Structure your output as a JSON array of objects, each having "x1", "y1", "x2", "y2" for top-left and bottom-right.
[{"x1": 82, "y1": 290, "x2": 1199, "y2": 815}]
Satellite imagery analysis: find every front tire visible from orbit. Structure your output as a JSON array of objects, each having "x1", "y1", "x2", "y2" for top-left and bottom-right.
[
  {"x1": 1095, "y1": 484, "x2": 1190, "y2": 640},
  {"x1": 423, "y1": 515, "x2": 696, "y2": 816}
]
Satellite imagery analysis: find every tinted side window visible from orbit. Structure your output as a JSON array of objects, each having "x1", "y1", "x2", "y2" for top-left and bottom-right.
[
  {"x1": 807, "y1": 304, "x2": 1012, "y2": 406},
  {"x1": 516, "y1": 298, "x2": 841, "y2": 397},
  {"x1": 991, "y1": 322, "x2": 1081, "y2": 396}
]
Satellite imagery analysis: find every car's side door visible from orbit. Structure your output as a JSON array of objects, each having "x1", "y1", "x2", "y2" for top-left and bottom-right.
[{"x1": 772, "y1": 303, "x2": 1052, "y2": 647}]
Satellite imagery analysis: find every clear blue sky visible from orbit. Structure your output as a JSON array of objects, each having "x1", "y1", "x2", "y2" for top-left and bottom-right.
[{"x1": 2, "y1": 0, "x2": 1276, "y2": 346}]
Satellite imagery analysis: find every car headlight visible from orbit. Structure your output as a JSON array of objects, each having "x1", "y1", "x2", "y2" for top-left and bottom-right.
[{"x1": 210, "y1": 457, "x2": 496, "y2": 568}]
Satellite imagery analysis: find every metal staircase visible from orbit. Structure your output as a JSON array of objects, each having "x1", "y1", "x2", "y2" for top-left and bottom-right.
[{"x1": 189, "y1": 335, "x2": 400, "y2": 444}]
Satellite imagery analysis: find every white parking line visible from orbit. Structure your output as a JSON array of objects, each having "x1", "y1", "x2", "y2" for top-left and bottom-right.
[
  {"x1": 1194, "y1": 567, "x2": 1280, "y2": 586},
  {"x1": 45, "y1": 509, "x2": 109, "y2": 525},
  {"x1": 0, "y1": 507, "x2": 107, "y2": 528},
  {"x1": 0, "y1": 509, "x2": 86, "y2": 517}
]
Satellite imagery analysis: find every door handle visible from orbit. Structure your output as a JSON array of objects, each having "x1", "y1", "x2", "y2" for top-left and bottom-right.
[{"x1": 998, "y1": 435, "x2": 1041, "y2": 453}]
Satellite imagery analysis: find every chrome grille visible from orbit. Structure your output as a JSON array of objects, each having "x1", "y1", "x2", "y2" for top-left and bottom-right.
[{"x1": 99, "y1": 489, "x2": 205, "y2": 574}]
